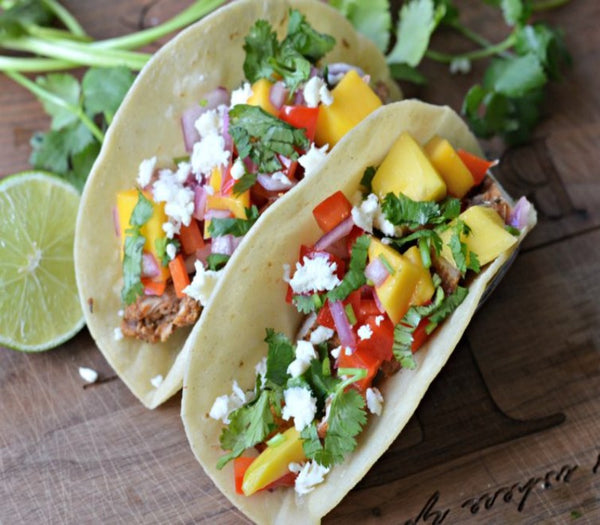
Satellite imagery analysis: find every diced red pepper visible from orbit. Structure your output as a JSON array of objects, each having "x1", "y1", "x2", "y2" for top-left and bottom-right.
[
  {"x1": 316, "y1": 299, "x2": 335, "y2": 329},
  {"x1": 312, "y1": 191, "x2": 353, "y2": 233},
  {"x1": 356, "y1": 315, "x2": 394, "y2": 362},
  {"x1": 356, "y1": 298, "x2": 381, "y2": 324},
  {"x1": 178, "y1": 219, "x2": 205, "y2": 255},
  {"x1": 141, "y1": 278, "x2": 166, "y2": 297},
  {"x1": 220, "y1": 163, "x2": 236, "y2": 195},
  {"x1": 279, "y1": 105, "x2": 320, "y2": 141},
  {"x1": 457, "y1": 149, "x2": 497, "y2": 186},
  {"x1": 337, "y1": 345, "x2": 382, "y2": 392},
  {"x1": 411, "y1": 317, "x2": 430, "y2": 353},
  {"x1": 262, "y1": 470, "x2": 298, "y2": 491},
  {"x1": 234, "y1": 457, "x2": 255, "y2": 495},
  {"x1": 168, "y1": 254, "x2": 190, "y2": 298},
  {"x1": 345, "y1": 225, "x2": 365, "y2": 257}
]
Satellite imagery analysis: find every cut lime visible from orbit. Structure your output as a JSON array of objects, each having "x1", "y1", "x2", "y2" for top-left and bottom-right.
[{"x1": 0, "y1": 172, "x2": 84, "y2": 351}]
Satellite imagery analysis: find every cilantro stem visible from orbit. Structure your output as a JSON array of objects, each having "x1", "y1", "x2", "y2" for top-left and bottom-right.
[
  {"x1": 24, "y1": 25, "x2": 92, "y2": 44},
  {"x1": 337, "y1": 368, "x2": 367, "y2": 391},
  {"x1": 425, "y1": 33, "x2": 517, "y2": 64},
  {"x1": 4, "y1": 70, "x2": 105, "y2": 143},
  {"x1": 93, "y1": 0, "x2": 226, "y2": 51},
  {"x1": 531, "y1": 0, "x2": 572, "y2": 11},
  {"x1": 0, "y1": 56, "x2": 73, "y2": 72},
  {"x1": 447, "y1": 21, "x2": 512, "y2": 60},
  {"x1": 41, "y1": 0, "x2": 88, "y2": 38}
]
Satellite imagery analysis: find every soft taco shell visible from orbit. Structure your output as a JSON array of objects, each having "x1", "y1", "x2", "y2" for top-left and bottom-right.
[
  {"x1": 181, "y1": 100, "x2": 537, "y2": 524},
  {"x1": 74, "y1": 0, "x2": 400, "y2": 409}
]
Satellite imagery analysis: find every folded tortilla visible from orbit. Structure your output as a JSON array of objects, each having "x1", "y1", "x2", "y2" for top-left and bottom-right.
[
  {"x1": 74, "y1": 0, "x2": 400, "y2": 409},
  {"x1": 181, "y1": 100, "x2": 537, "y2": 524}
]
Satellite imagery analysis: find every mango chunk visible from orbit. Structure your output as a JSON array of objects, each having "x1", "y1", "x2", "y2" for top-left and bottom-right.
[
  {"x1": 372, "y1": 132, "x2": 447, "y2": 202},
  {"x1": 116, "y1": 189, "x2": 169, "y2": 281},
  {"x1": 424, "y1": 135, "x2": 475, "y2": 198},
  {"x1": 242, "y1": 427, "x2": 305, "y2": 496},
  {"x1": 247, "y1": 78, "x2": 278, "y2": 116},
  {"x1": 314, "y1": 69, "x2": 382, "y2": 148},
  {"x1": 368, "y1": 238, "x2": 422, "y2": 324},
  {"x1": 403, "y1": 246, "x2": 435, "y2": 306},
  {"x1": 440, "y1": 205, "x2": 518, "y2": 268},
  {"x1": 206, "y1": 191, "x2": 250, "y2": 220}
]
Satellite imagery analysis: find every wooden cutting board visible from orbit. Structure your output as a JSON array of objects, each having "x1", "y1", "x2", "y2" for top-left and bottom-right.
[{"x1": 1, "y1": 1, "x2": 599, "y2": 523}]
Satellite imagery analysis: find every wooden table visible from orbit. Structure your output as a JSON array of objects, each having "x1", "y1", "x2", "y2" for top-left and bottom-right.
[{"x1": 1, "y1": 1, "x2": 599, "y2": 523}]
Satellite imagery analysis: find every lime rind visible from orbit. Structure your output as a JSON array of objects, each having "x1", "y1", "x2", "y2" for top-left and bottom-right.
[{"x1": 0, "y1": 171, "x2": 85, "y2": 352}]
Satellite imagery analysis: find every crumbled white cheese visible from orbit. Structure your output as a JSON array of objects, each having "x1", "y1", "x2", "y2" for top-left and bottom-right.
[
  {"x1": 79, "y1": 366, "x2": 98, "y2": 383},
  {"x1": 309, "y1": 325, "x2": 334, "y2": 345},
  {"x1": 374, "y1": 205, "x2": 397, "y2": 236},
  {"x1": 351, "y1": 193, "x2": 379, "y2": 232},
  {"x1": 287, "y1": 340, "x2": 317, "y2": 378},
  {"x1": 303, "y1": 77, "x2": 333, "y2": 108},
  {"x1": 298, "y1": 143, "x2": 329, "y2": 177},
  {"x1": 150, "y1": 374, "x2": 163, "y2": 388},
  {"x1": 162, "y1": 219, "x2": 181, "y2": 239},
  {"x1": 374, "y1": 315, "x2": 384, "y2": 327},
  {"x1": 344, "y1": 346, "x2": 354, "y2": 356},
  {"x1": 175, "y1": 161, "x2": 191, "y2": 184},
  {"x1": 183, "y1": 261, "x2": 223, "y2": 306},
  {"x1": 232, "y1": 380, "x2": 255, "y2": 404},
  {"x1": 366, "y1": 387, "x2": 384, "y2": 416},
  {"x1": 296, "y1": 312, "x2": 317, "y2": 340},
  {"x1": 271, "y1": 171, "x2": 293, "y2": 188},
  {"x1": 166, "y1": 242, "x2": 177, "y2": 261},
  {"x1": 357, "y1": 324, "x2": 373, "y2": 341},
  {"x1": 152, "y1": 168, "x2": 195, "y2": 235},
  {"x1": 330, "y1": 346, "x2": 342, "y2": 359},
  {"x1": 194, "y1": 107, "x2": 221, "y2": 138},
  {"x1": 281, "y1": 387, "x2": 317, "y2": 431},
  {"x1": 230, "y1": 82, "x2": 253, "y2": 107},
  {"x1": 137, "y1": 156, "x2": 157, "y2": 188},
  {"x1": 230, "y1": 158, "x2": 246, "y2": 180},
  {"x1": 289, "y1": 461, "x2": 331, "y2": 495},
  {"x1": 113, "y1": 327, "x2": 123, "y2": 341},
  {"x1": 287, "y1": 359, "x2": 311, "y2": 379},
  {"x1": 190, "y1": 133, "x2": 231, "y2": 176},
  {"x1": 209, "y1": 380, "x2": 255, "y2": 424},
  {"x1": 289, "y1": 256, "x2": 341, "y2": 294}
]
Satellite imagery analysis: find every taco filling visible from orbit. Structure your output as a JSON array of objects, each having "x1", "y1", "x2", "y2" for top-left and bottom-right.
[
  {"x1": 114, "y1": 9, "x2": 390, "y2": 343},
  {"x1": 207, "y1": 131, "x2": 534, "y2": 496}
]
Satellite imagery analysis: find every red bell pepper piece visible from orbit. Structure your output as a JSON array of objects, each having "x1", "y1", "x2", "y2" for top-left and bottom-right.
[
  {"x1": 338, "y1": 345, "x2": 382, "y2": 392},
  {"x1": 168, "y1": 254, "x2": 190, "y2": 298},
  {"x1": 279, "y1": 105, "x2": 320, "y2": 141},
  {"x1": 411, "y1": 317, "x2": 430, "y2": 352},
  {"x1": 233, "y1": 457, "x2": 255, "y2": 495},
  {"x1": 457, "y1": 149, "x2": 497, "y2": 186},
  {"x1": 356, "y1": 315, "x2": 394, "y2": 362},
  {"x1": 312, "y1": 191, "x2": 353, "y2": 233},
  {"x1": 178, "y1": 219, "x2": 205, "y2": 255}
]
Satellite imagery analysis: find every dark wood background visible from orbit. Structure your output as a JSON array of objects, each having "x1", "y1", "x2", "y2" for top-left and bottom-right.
[{"x1": 1, "y1": 1, "x2": 599, "y2": 523}]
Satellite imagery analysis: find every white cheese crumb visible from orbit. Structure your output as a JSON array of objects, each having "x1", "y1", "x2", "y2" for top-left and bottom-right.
[
  {"x1": 303, "y1": 77, "x2": 333, "y2": 108},
  {"x1": 366, "y1": 387, "x2": 384, "y2": 416},
  {"x1": 79, "y1": 366, "x2": 98, "y2": 383},
  {"x1": 271, "y1": 171, "x2": 293, "y2": 188},
  {"x1": 230, "y1": 158, "x2": 246, "y2": 180},
  {"x1": 137, "y1": 156, "x2": 157, "y2": 188},
  {"x1": 166, "y1": 242, "x2": 177, "y2": 261},
  {"x1": 113, "y1": 327, "x2": 123, "y2": 341},
  {"x1": 357, "y1": 324, "x2": 373, "y2": 341},
  {"x1": 162, "y1": 219, "x2": 181, "y2": 239},
  {"x1": 289, "y1": 461, "x2": 331, "y2": 495},
  {"x1": 194, "y1": 105, "x2": 225, "y2": 138},
  {"x1": 183, "y1": 261, "x2": 223, "y2": 306},
  {"x1": 230, "y1": 82, "x2": 253, "y2": 107},
  {"x1": 344, "y1": 346, "x2": 354, "y2": 356},
  {"x1": 175, "y1": 161, "x2": 191, "y2": 184},
  {"x1": 150, "y1": 374, "x2": 163, "y2": 388},
  {"x1": 298, "y1": 143, "x2": 329, "y2": 178},
  {"x1": 208, "y1": 380, "x2": 255, "y2": 424},
  {"x1": 190, "y1": 134, "x2": 231, "y2": 176},
  {"x1": 281, "y1": 387, "x2": 317, "y2": 431},
  {"x1": 374, "y1": 315, "x2": 384, "y2": 327},
  {"x1": 287, "y1": 340, "x2": 317, "y2": 378},
  {"x1": 289, "y1": 256, "x2": 341, "y2": 294},
  {"x1": 309, "y1": 326, "x2": 334, "y2": 345},
  {"x1": 351, "y1": 193, "x2": 379, "y2": 232},
  {"x1": 331, "y1": 346, "x2": 342, "y2": 359},
  {"x1": 152, "y1": 168, "x2": 195, "y2": 235}
]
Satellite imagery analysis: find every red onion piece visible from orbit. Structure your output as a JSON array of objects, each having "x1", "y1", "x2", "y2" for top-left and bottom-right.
[
  {"x1": 193, "y1": 185, "x2": 208, "y2": 220},
  {"x1": 329, "y1": 300, "x2": 356, "y2": 350},
  {"x1": 180, "y1": 87, "x2": 230, "y2": 152},
  {"x1": 269, "y1": 81, "x2": 289, "y2": 109},
  {"x1": 204, "y1": 208, "x2": 231, "y2": 220},
  {"x1": 195, "y1": 243, "x2": 212, "y2": 266},
  {"x1": 257, "y1": 173, "x2": 294, "y2": 192},
  {"x1": 373, "y1": 290, "x2": 385, "y2": 313},
  {"x1": 112, "y1": 206, "x2": 121, "y2": 239},
  {"x1": 205, "y1": 86, "x2": 230, "y2": 108},
  {"x1": 222, "y1": 109, "x2": 233, "y2": 153},
  {"x1": 325, "y1": 238, "x2": 349, "y2": 260},
  {"x1": 141, "y1": 253, "x2": 160, "y2": 278},
  {"x1": 365, "y1": 257, "x2": 389, "y2": 287},
  {"x1": 243, "y1": 156, "x2": 257, "y2": 173},
  {"x1": 508, "y1": 197, "x2": 532, "y2": 230},
  {"x1": 326, "y1": 63, "x2": 365, "y2": 85},
  {"x1": 184, "y1": 253, "x2": 198, "y2": 274},
  {"x1": 314, "y1": 216, "x2": 354, "y2": 252}
]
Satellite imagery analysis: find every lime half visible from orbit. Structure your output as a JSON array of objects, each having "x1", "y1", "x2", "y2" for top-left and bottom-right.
[{"x1": 0, "y1": 172, "x2": 84, "y2": 351}]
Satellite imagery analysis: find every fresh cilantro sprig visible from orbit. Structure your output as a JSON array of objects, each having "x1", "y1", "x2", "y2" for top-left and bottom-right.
[
  {"x1": 208, "y1": 205, "x2": 259, "y2": 238},
  {"x1": 447, "y1": 219, "x2": 481, "y2": 274},
  {"x1": 326, "y1": 235, "x2": 371, "y2": 302},
  {"x1": 228, "y1": 104, "x2": 310, "y2": 175},
  {"x1": 243, "y1": 8, "x2": 335, "y2": 92}
]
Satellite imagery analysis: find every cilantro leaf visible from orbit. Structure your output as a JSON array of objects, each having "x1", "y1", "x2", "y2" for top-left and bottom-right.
[
  {"x1": 500, "y1": 0, "x2": 531, "y2": 27},
  {"x1": 232, "y1": 171, "x2": 256, "y2": 195},
  {"x1": 515, "y1": 23, "x2": 571, "y2": 80},
  {"x1": 206, "y1": 253, "x2": 230, "y2": 271},
  {"x1": 82, "y1": 66, "x2": 135, "y2": 124},
  {"x1": 0, "y1": 0, "x2": 53, "y2": 40},
  {"x1": 484, "y1": 54, "x2": 547, "y2": 98},
  {"x1": 360, "y1": 166, "x2": 376, "y2": 193},
  {"x1": 284, "y1": 9, "x2": 336, "y2": 63},
  {"x1": 426, "y1": 286, "x2": 468, "y2": 331},
  {"x1": 67, "y1": 140, "x2": 100, "y2": 191},
  {"x1": 217, "y1": 390, "x2": 275, "y2": 469},
  {"x1": 228, "y1": 104, "x2": 309, "y2": 174},
  {"x1": 326, "y1": 235, "x2": 370, "y2": 302},
  {"x1": 243, "y1": 19, "x2": 280, "y2": 84},
  {"x1": 447, "y1": 219, "x2": 480, "y2": 274},
  {"x1": 387, "y1": 0, "x2": 436, "y2": 67},
  {"x1": 208, "y1": 205, "x2": 259, "y2": 238},
  {"x1": 389, "y1": 62, "x2": 428, "y2": 85},
  {"x1": 293, "y1": 293, "x2": 323, "y2": 314},
  {"x1": 35, "y1": 73, "x2": 81, "y2": 130},
  {"x1": 264, "y1": 329, "x2": 295, "y2": 387},
  {"x1": 381, "y1": 192, "x2": 441, "y2": 227},
  {"x1": 328, "y1": 0, "x2": 391, "y2": 52}
]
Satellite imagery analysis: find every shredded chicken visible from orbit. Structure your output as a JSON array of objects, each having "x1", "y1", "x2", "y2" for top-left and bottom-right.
[
  {"x1": 432, "y1": 253, "x2": 461, "y2": 295},
  {"x1": 467, "y1": 177, "x2": 511, "y2": 223},
  {"x1": 121, "y1": 283, "x2": 201, "y2": 343}
]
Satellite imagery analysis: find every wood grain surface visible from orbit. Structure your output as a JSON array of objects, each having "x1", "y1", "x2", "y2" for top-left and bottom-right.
[{"x1": 1, "y1": 1, "x2": 599, "y2": 524}]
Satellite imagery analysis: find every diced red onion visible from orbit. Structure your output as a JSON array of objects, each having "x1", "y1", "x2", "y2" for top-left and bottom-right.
[
  {"x1": 184, "y1": 253, "x2": 198, "y2": 274},
  {"x1": 373, "y1": 290, "x2": 385, "y2": 313},
  {"x1": 211, "y1": 234, "x2": 236, "y2": 255},
  {"x1": 325, "y1": 238, "x2": 349, "y2": 260},
  {"x1": 205, "y1": 86, "x2": 230, "y2": 108},
  {"x1": 314, "y1": 217, "x2": 354, "y2": 252},
  {"x1": 508, "y1": 197, "x2": 533, "y2": 230},
  {"x1": 257, "y1": 173, "x2": 294, "y2": 192},
  {"x1": 222, "y1": 110, "x2": 233, "y2": 153},
  {"x1": 195, "y1": 243, "x2": 212, "y2": 266},
  {"x1": 243, "y1": 156, "x2": 257, "y2": 173},
  {"x1": 193, "y1": 186, "x2": 208, "y2": 220},
  {"x1": 204, "y1": 208, "x2": 231, "y2": 220},
  {"x1": 294, "y1": 89, "x2": 306, "y2": 106},
  {"x1": 329, "y1": 300, "x2": 356, "y2": 349},
  {"x1": 326, "y1": 63, "x2": 365, "y2": 85},
  {"x1": 112, "y1": 206, "x2": 121, "y2": 239},
  {"x1": 141, "y1": 253, "x2": 160, "y2": 278},
  {"x1": 269, "y1": 81, "x2": 289, "y2": 110},
  {"x1": 180, "y1": 87, "x2": 230, "y2": 152},
  {"x1": 365, "y1": 257, "x2": 389, "y2": 287}
]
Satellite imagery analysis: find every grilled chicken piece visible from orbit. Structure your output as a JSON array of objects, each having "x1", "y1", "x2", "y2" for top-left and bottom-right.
[
  {"x1": 121, "y1": 283, "x2": 201, "y2": 343},
  {"x1": 468, "y1": 177, "x2": 511, "y2": 223},
  {"x1": 432, "y1": 253, "x2": 461, "y2": 295}
]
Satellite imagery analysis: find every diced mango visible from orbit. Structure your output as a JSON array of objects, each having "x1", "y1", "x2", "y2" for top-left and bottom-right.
[
  {"x1": 424, "y1": 135, "x2": 475, "y2": 198},
  {"x1": 314, "y1": 69, "x2": 382, "y2": 148},
  {"x1": 371, "y1": 132, "x2": 447, "y2": 202},
  {"x1": 403, "y1": 246, "x2": 435, "y2": 306},
  {"x1": 208, "y1": 166, "x2": 222, "y2": 194},
  {"x1": 242, "y1": 427, "x2": 306, "y2": 496},
  {"x1": 440, "y1": 205, "x2": 518, "y2": 268},
  {"x1": 368, "y1": 238, "x2": 422, "y2": 324},
  {"x1": 206, "y1": 191, "x2": 250, "y2": 220},
  {"x1": 116, "y1": 189, "x2": 170, "y2": 281},
  {"x1": 247, "y1": 78, "x2": 278, "y2": 116}
]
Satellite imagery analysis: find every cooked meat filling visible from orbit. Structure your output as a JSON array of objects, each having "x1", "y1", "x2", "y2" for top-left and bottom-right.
[{"x1": 121, "y1": 283, "x2": 201, "y2": 343}]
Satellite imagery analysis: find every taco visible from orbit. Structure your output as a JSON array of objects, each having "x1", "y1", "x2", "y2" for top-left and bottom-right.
[
  {"x1": 181, "y1": 100, "x2": 537, "y2": 524},
  {"x1": 74, "y1": 0, "x2": 400, "y2": 408}
]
